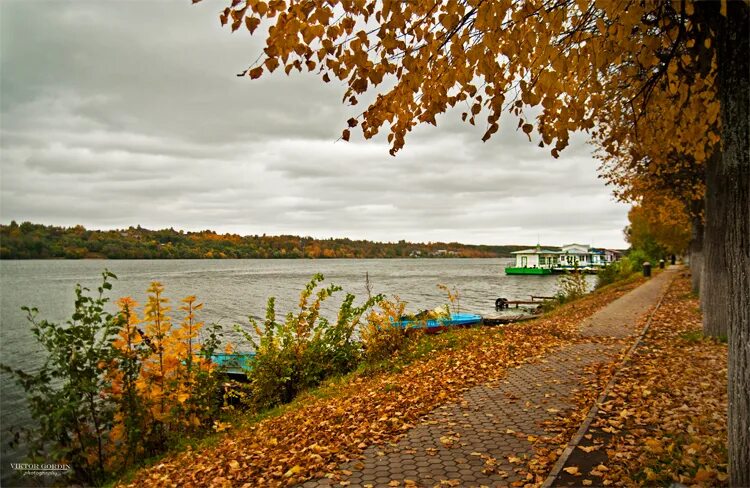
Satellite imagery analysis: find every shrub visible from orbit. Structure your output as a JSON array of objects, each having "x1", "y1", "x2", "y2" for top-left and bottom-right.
[
  {"x1": 542, "y1": 269, "x2": 589, "y2": 311},
  {"x1": 437, "y1": 283, "x2": 460, "y2": 315},
  {"x1": 557, "y1": 269, "x2": 589, "y2": 301},
  {"x1": 596, "y1": 262, "x2": 623, "y2": 288},
  {"x1": 0, "y1": 272, "x2": 121, "y2": 484},
  {"x1": 360, "y1": 296, "x2": 413, "y2": 363},
  {"x1": 625, "y1": 248, "x2": 651, "y2": 272},
  {"x1": 236, "y1": 274, "x2": 382, "y2": 411},
  {"x1": 1, "y1": 273, "x2": 228, "y2": 484}
]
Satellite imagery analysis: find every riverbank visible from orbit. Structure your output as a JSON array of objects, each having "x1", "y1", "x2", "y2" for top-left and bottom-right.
[
  {"x1": 118, "y1": 272, "x2": 667, "y2": 487},
  {"x1": 0, "y1": 222, "x2": 527, "y2": 259}
]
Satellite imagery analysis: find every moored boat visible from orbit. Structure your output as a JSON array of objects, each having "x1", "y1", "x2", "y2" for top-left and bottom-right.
[
  {"x1": 505, "y1": 243, "x2": 619, "y2": 275},
  {"x1": 391, "y1": 312, "x2": 483, "y2": 331},
  {"x1": 210, "y1": 352, "x2": 254, "y2": 376}
]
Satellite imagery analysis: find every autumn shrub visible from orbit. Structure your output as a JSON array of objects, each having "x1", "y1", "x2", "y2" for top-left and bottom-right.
[
  {"x1": 360, "y1": 296, "x2": 412, "y2": 363},
  {"x1": 236, "y1": 273, "x2": 382, "y2": 411},
  {"x1": 560, "y1": 270, "x2": 589, "y2": 300},
  {"x1": 437, "y1": 283, "x2": 460, "y2": 315},
  {"x1": 1, "y1": 272, "x2": 229, "y2": 485}
]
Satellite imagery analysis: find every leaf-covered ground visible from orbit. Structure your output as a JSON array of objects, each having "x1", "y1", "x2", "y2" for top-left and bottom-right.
[
  {"x1": 120, "y1": 278, "x2": 646, "y2": 487},
  {"x1": 552, "y1": 271, "x2": 728, "y2": 487}
]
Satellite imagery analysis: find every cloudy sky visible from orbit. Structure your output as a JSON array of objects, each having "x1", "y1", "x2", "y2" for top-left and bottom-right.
[{"x1": 0, "y1": 0, "x2": 630, "y2": 248}]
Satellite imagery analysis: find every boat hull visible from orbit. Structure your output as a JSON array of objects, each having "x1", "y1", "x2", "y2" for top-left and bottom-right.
[
  {"x1": 504, "y1": 267, "x2": 553, "y2": 275},
  {"x1": 392, "y1": 313, "x2": 483, "y2": 331}
]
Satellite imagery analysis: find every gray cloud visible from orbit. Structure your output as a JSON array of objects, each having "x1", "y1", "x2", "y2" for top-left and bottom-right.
[{"x1": 0, "y1": 0, "x2": 629, "y2": 248}]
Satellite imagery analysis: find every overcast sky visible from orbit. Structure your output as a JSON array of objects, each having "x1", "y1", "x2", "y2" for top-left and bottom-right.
[{"x1": 0, "y1": 0, "x2": 630, "y2": 248}]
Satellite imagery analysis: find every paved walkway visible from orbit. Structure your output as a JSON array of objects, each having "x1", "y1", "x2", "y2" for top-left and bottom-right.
[{"x1": 300, "y1": 268, "x2": 678, "y2": 488}]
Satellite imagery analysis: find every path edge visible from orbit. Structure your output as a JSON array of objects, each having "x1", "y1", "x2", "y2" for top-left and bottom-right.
[{"x1": 540, "y1": 267, "x2": 679, "y2": 488}]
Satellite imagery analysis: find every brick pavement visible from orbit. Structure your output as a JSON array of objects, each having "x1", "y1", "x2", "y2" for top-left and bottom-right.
[{"x1": 300, "y1": 268, "x2": 678, "y2": 488}]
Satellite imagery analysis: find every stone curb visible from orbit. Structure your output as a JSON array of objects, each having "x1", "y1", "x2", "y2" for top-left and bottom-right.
[{"x1": 540, "y1": 267, "x2": 679, "y2": 488}]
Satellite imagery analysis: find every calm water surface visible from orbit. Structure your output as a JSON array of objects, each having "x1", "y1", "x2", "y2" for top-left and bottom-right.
[{"x1": 0, "y1": 258, "x2": 594, "y2": 478}]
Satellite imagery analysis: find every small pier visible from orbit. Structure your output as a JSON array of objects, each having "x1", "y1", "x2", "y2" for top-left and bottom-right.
[
  {"x1": 495, "y1": 295, "x2": 554, "y2": 310},
  {"x1": 482, "y1": 313, "x2": 536, "y2": 326}
]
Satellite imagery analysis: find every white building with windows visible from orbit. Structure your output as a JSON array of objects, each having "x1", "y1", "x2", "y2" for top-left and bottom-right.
[{"x1": 509, "y1": 244, "x2": 618, "y2": 273}]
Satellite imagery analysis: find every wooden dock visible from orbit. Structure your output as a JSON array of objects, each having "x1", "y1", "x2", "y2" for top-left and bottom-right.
[
  {"x1": 495, "y1": 295, "x2": 555, "y2": 310},
  {"x1": 482, "y1": 313, "x2": 537, "y2": 326}
]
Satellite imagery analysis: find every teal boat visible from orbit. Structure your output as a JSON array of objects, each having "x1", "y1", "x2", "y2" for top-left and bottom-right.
[
  {"x1": 392, "y1": 313, "x2": 483, "y2": 331},
  {"x1": 210, "y1": 352, "x2": 254, "y2": 376}
]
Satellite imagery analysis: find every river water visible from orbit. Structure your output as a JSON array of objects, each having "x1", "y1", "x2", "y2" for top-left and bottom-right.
[{"x1": 0, "y1": 258, "x2": 595, "y2": 481}]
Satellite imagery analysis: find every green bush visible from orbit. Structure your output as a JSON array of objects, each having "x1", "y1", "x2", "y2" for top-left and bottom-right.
[
  {"x1": 596, "y1": 248, "x2": 661, "y2": 289},
  {"x1": 625, "y1": 248, "x2": 651, "y2": 272},
  {"x1": 1, "y1": 272, "x2": 228, "y2": 485},
  {"x1": 1, "y1": 272, "x2": 121, "y2": 485},
  {"x1": 236, "y1": 274, "x2": 382, "y2": 410}
]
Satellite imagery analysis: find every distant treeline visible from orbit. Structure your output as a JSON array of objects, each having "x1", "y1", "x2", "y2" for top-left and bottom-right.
[{"x1": 0, "y1": 222, "x2": 531, "y2": 259}]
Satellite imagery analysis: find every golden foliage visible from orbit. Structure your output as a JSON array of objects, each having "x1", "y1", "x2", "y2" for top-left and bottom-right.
[
  {"x1": 207, "y1": 0, "x2": 718, "y2": 170},
  {"x1": 627, "y1": 195, "x2": 692, "y2": 255},
  {"x1": 359, "y1": 296, "x2": 411, "y2": 363},
  {"x1": 107, "y1": 285, "x2": 225, "y2": 466}
]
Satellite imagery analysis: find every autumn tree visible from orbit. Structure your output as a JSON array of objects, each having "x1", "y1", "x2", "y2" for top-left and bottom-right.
[
  {"x1": 625, "y1": 195, "x2": 691, "y2": 259},
  {"x1": 140, "y1": 281, "x2": 176, "y2": 447}
]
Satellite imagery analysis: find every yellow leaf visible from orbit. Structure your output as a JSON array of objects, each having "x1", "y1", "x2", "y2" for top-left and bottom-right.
[
  {"x1": 284, "y1": 465, "x2": 302, "y2": 477},
  {"x1": 645, "y1": 468, "x2": 659, "y2": 481},
  {"x1": 563, "y1": 466, "x2": 580, "y2": 476},
  {"x1": 229, "y1": 460, "x2": 240, "y2": 470},
  {"x1": 578, "y1": 445, "x2": 599, "y2": 453},
  {"x1": 645, "y1": 438, "x2": 663, "y2": 453},
  {"x1": 694, "y1": 468, "x2": 713, "y2": 482}
]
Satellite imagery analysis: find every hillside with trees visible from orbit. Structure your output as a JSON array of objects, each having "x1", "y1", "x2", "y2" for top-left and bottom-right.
[{"x1": 0, "y1": 221, "x2": 532, "y2": 259}]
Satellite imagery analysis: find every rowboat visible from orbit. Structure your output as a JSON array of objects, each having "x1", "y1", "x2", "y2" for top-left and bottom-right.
[
  {"x1": 391, "y1": 313, "x2": 483, "y2": 331},
  {"x1": 210, "y1": 352, "x2": 254, "y2": 376}
]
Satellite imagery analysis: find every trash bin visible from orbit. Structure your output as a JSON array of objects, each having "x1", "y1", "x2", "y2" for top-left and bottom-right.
[
  {"x1": 659, "y1": 259, "x2": 665, "y2": 269},
  {"x1": 643, "y1": 262, "x2": 652, "y2": 277},
  {"x1": 671, "y1": 255, "x2": 676, "y2": 265}
]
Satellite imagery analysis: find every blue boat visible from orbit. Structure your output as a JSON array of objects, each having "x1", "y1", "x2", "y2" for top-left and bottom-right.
[
  {"x1": 210, "y1": 352, "x2": 255, "y2": 376},
  {"x1": 391, "y1": 313, "x2": 483, "y2": 331}
]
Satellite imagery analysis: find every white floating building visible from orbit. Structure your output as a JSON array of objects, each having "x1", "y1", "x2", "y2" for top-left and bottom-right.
[{"x1": 506, "y1": 244, "x2": 619, "y2": 275}]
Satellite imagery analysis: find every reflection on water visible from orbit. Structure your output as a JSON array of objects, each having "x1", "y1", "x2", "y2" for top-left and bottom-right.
[{"x1": 0, "y1": 258, "x2": 595, "y2": 477}]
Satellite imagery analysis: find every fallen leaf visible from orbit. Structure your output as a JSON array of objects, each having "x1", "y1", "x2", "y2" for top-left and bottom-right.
[{"x1": 578, "y1": 445, "x2": 600, "y2": 453}]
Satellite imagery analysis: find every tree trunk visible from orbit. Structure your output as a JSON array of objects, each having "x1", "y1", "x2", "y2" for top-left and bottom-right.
[
  {"x1": 701, "y1": 149, "x2": 729, "y2": 337},
  {"x1": 689, "y1": 214, "x2": 703, "y2": 294},
  {"x1": 716, "y1": 1, "x2": 750, "y2": 485}
]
